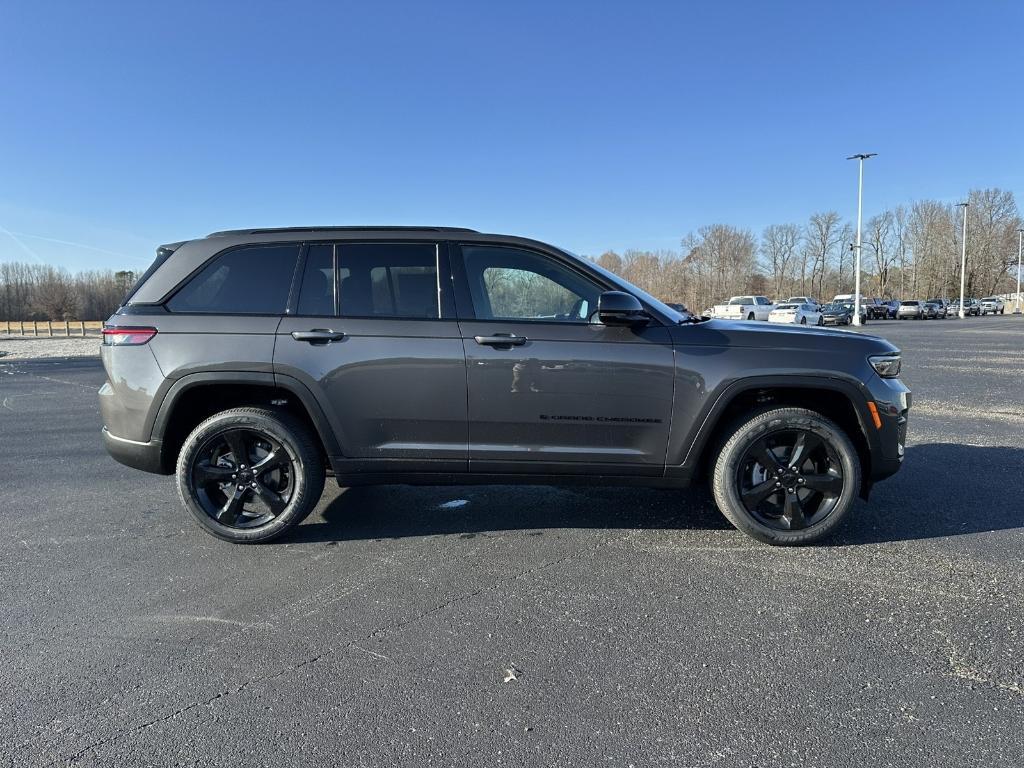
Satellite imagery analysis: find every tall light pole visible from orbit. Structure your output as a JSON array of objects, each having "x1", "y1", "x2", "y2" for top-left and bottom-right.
[
  {"x1": 1016, "y1": 228, "x2": 1022, "y2": 314},
  {"x1": 957, "y1": 202, "x2": 969, "y2": 319},
  {"x1": 847, "y1": 153, "x2": 876, "y2": 326}
]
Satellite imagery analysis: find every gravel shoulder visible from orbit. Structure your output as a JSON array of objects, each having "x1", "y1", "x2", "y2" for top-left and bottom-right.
[{"x1": 0, "y1": 335, "x2": 101, "y2": 360}]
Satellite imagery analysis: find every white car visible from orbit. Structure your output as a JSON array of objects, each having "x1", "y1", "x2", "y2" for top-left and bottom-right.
[
  {"x1": 768, "y1": 302, "x2": 823, "y2": 326},
  {"x1": 980, "y1": 297, "x2": 1005, "y2": 315},
  {"x1": 712, "y1": 295, "x2": 775, "y2": 321},
  {"x1": 787, "y1": 296, "x2": 820, "y2": 309}
]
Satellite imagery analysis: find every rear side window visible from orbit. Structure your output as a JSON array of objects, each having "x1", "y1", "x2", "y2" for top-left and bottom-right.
[
  {"x1": 167, "y1": 245, "x2": 300, "y2": 314},
  {"x1": 296, "y1": 244, "x2": 335, "y2": 316},
  {"x1": 338, "y1": 243, "x2": 439, "y2": 318}
]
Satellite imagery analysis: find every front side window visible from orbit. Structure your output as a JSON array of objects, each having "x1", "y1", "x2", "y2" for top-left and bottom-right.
[
  {"x1": 338, "y1": 243, "x2": 439, "y2": 318},
  {"x1": 167, "y1": 244, "x2": 300, "y2": 314},
  {"x1": 460, "y1": 245, "x2": 601, "y2": 322}
]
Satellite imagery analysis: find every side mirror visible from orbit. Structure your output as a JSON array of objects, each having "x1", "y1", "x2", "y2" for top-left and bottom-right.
[{"x1": 597, "y1": 291, "x2": 649, "y2": 326}]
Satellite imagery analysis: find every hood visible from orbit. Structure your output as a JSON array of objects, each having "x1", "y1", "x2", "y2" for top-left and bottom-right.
[{"x1": 673, "y1": 318, "x2": 899, "y2": 356}]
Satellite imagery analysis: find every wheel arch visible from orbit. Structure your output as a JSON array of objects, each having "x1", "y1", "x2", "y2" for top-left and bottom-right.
[
  {"x1": 153, "y1": 372, "x2": 342, "y2": 473},
  {"x1": 679, "y1": 376, "x2": 877, "y2": 497}
]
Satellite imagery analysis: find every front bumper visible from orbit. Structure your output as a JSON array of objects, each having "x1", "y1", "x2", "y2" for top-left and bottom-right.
[
  {"x1": 102, "y1": 428, "x2": 168, "y2": 475},
  {"x1": 864, "y1": 375, "x2": 911, "y2": 482}
]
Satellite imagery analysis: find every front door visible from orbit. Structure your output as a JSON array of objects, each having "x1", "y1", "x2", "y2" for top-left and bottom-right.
[
  {"x1": 452, "y1": 244, "x2": 675, "y2": 476},
  {"x1": 274, "y1": 241, "x2": 468, "y2": 473}
]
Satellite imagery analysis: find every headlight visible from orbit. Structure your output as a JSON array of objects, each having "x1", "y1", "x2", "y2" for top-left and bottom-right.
[{"x1": 869, "y1": 354, "x2": 902, "y2": 378}]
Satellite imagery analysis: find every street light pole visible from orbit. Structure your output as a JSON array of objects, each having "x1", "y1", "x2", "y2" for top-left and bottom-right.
[
  {"x1": 1016, "y1": 229, "x2": 1022, "y2": 314},
  {"x1": 958, "y1": 202, "x2": 969, "y2": 319},
  {"x1": 847, "y1": 153, "x2": 876, "y2": 326}
]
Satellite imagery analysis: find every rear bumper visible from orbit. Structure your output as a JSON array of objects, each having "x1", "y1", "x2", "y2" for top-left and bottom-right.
[{"x1": 102, "y1": 428, "x2": 169, "y2": 475}]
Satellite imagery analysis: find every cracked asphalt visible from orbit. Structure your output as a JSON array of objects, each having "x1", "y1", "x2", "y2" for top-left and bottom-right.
[{"x1": 1, "y1": 316, "x2": 1022, "y2": 767}]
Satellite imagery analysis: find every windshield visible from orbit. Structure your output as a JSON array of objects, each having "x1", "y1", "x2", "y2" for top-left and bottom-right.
[
  {"x1": 900, "y1": 301, "x2": 918, "y2": 306},
  {"x1": 584, "y1": 256, "x2": 688, "y2": 322},
  {"x1": 775, "y1": 304, "x2": 798, "y2": 310},
  {"x1": 821, "y1": 304, "x2": 845, "y2": 311}
]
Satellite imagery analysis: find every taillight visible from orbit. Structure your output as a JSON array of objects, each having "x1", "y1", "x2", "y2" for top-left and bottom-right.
[{"x1": 102, "y1": 326, "x2": 158, "y2": 346}]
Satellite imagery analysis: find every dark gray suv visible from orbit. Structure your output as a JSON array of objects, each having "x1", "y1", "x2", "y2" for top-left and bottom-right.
[{"x1": 100, "y1": 226, "x2": 910, "y2": 545}]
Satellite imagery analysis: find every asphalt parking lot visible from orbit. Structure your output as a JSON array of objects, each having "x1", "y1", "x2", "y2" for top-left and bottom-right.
[{"x1": 1, "y1": 316, "x2": 1022, "y2": 767}]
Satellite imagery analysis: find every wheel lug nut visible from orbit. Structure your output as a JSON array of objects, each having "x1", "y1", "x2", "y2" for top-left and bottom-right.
[
  {"x1": 240, "y1": 464, "x2": 247, "y2": 470},
  {"x1": 237, "y1": 485, "x2": 244, "y2": 491},
  {"x1": 798, "y1": 478, "x2": 805, "y2": 484},
  {"x1": 251, "y1": 482, "x2": 257, "y2": 488}
]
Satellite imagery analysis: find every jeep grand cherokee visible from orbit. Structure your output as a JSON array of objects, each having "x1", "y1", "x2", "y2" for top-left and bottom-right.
[{"x1": 100, "y1": 226, "x2": 910, "y2": 545}]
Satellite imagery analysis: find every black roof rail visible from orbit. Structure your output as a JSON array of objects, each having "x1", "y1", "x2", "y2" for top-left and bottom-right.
[{"x1": 206, "y1": 226, "x2": 480, "y2": 237}]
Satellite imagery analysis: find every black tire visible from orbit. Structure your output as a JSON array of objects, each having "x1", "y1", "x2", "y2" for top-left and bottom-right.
[
  {"x1": 176, "y1": 407, "x2": 325, "y2": 543},
  {"x1": 800, "y1": 316, "x2": 807, "y2": 325},
  {"x1": 816, "y1": 316, "x2": 824, "y2": 326},
  {"x1": 747, "y1": 312, "x2": 755, "y2": 321},
  {"x1": 711, "y1": 407, "x2": 861, "y2": 545}
]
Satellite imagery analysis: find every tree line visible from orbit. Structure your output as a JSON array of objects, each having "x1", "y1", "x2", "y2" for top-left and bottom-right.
[
  {"x1": 0, "y1": 262, "x2": 136, "y2": 321},
  {"x1": 2, "y1": 188, "x2": 1020, "y2": 320},
  {"x1": 593, "y1": 187, "x2": 1021, "y2": 312}
]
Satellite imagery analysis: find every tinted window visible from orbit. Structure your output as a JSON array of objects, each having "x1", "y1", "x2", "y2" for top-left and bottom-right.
[
  {"x1": 460, "y1": 246, "x2": 601, "y2": 322},
  {"x1": 167, "y1": 245, "x2": 299, "y2": 314},
  {"x1": 296, "y1": 245, "x2": 335, "y2": 316},
  {"x1": 338, "y1": 243, "x2": 439, "y2": 318}
]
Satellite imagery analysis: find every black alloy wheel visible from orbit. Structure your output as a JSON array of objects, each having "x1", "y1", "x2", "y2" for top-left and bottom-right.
[
  {"x1": 711, "y1": 407, "x2": 860, "y2": 545},
  {"x1": 176, "y1": 407, "x2": 325, "y2": 543},
  {"x1": 734, "y1": 428, "x2": 845, "y2": 532},
  {"x1": 190, "y1": 428, "x2": 294, "y2": 528}
]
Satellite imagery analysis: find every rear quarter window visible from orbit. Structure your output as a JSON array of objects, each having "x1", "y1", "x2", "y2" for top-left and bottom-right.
[{"x1": 167, "y1": 244, "x2": 300, "y2": 314}]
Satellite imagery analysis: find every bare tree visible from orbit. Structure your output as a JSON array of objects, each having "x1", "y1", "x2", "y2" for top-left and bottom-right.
[
  {"x1": 803, "y1": 212, "x2": 843, "y2": 298},
  {"x1": 760, "y1": 223, "x2": 801, "y2": 300},
  {"x1": 865, "y1": 211, "x2": 897, "y2": 297}
]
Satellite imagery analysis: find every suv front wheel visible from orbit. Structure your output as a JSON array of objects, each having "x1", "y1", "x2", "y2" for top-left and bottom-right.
[
  {"x1": 712, "y1": 407, "x2": 861, "y2": 545},
  {"x1": 176, "y1": 408, "x2": 325, "y2": 543}
]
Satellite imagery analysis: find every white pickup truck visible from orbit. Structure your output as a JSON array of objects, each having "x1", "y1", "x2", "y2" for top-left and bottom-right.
[{"x1": 712, "y1": 295, "x2": 776, "y2": 321}]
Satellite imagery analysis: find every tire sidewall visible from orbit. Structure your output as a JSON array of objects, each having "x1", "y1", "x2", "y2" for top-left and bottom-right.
[
  {"x1": 176, "y1": 410, "x2": 321, "y2": 543},
  {"x1": 712, "y1": 408, "x2": 861, "y2": 545}
]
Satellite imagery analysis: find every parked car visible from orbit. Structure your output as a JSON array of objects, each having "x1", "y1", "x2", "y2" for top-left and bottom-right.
[
  {"x1": 896, "y1": 300, "x2": 925, "y2": 319},
  {"x1": 980, "y1": 296, "x2": 1005, "y2": 315},
  {"x1": 864, "y1": 298, "x2": 891, "y2": 320},
  {"x1": 926, "y1": 299, "x2": 950, "y2": 318},
  {"x1": 787, "y1": 296, "x2": 820, "y2": 310},
  {"x1": 949, "y1": 298, "x2": 981, "y2": 316},
  {"x1": 819, "y1": 303, "x2": 854, "y2": 326},
  {"x1": 922, "y1": 302, "x2": 939, "y2": 319},
  {"x1": 711, "y1": 295, "x2": 775, "y2": 321},
  {"x1": 98, "y1": 225, "x2": 909, "y2": 547},
  {"x1": 768, "y1": 302, "x2": 823, "y2": 326},
  {"x1": 883, "y1": 300, "x2": 900, "y2": 318}
]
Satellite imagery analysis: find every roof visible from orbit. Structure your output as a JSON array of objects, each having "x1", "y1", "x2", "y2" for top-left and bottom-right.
[{"x1": 206, "y1": 226, "x2": 479, "y2": 238}]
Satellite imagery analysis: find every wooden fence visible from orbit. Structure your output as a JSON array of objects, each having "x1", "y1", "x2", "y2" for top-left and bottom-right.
[{"x1": 0, "y1": 320, "x2": 104, "y2": 337}]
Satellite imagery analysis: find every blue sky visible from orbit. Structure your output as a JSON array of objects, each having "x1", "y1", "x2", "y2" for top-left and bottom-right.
[{"x1": 2, "y1": 0, "x2": 1022, "y2": 271}]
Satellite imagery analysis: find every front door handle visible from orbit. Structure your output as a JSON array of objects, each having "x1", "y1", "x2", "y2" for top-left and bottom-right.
[
  {"x1": 291, "y1": 329, "x2": 346, "y2": 344},
  {"x1": 474, "y1": 333, "x2": 527, "y2": 347}
]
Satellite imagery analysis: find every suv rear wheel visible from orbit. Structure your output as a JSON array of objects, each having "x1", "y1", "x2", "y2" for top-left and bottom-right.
[
  {"x1": 176, "y1": 407, "x2": 325, "y2": 543},
  {"x1": 712, "y1": 407, "x2": 861, "y2": 545}
]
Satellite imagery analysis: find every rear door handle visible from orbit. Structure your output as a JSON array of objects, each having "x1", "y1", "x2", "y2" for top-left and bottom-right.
[
  {"x1": 474, "y1": 334, "x2": 527, "y2": 347},
  {"x1": 291, "y1": 329, "x2": 346, "y2": 344}
]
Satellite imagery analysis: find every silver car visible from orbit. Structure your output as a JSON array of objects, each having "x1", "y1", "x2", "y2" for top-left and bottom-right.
[{"x1": 896, "y1": 300, "x2": 924, "y2": 319}]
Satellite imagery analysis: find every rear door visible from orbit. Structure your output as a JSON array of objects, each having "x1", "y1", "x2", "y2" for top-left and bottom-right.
[
  {"x1": 451, "y1": 243, "x2": 675, "y2": 476},
  {"x1": 274, "y1": 241, "x2": 468, "y2": 473}
]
